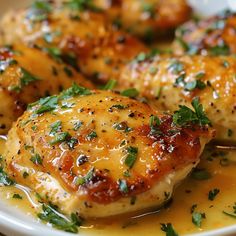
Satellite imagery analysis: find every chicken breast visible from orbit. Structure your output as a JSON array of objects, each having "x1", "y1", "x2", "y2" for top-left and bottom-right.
[
  {"x1": 4, "y1": 85, "x2": 213, "y2": 218},
  {"x1": 0, "y1": 0, "x2": 146, "y2": 82},
  {"x1": 94, "y1": 0, "x2": 192, "y2": 40},
  {"x1": 0, "y1": 44, "x2": 93, "y2": 134},
  {"x1": 172, "y1": 10, "x2": 235, "y2": 56},
  {"x1": 119, "y1": 54, "x2": 236, "y2": 143}
]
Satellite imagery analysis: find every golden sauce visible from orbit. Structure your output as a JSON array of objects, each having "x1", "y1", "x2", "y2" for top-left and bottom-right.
[{"x1": 1, "y1": 136, "x2": 236, "y2": 235}]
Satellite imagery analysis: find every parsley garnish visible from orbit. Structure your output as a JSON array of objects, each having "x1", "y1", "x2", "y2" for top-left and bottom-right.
[
  {"x1": 30, "y1": 154, "x2": 43, "y2": 165},
  {"x1": 173, "y1": 97, "x2": 211, "y2": 126},
  {"x1": 118, "y1": 179, "x2": 128, "y2": 193},
  {"x1": 192, "y1": 212, "x2": 206, "y2": 227},
  {"x1": 149, "y1": 115, "x2": 162, "y2": 136},
  {"x1": 75, "y1": 167, "x2": 94, "y2": 185},
  {"x1": 0, "y1": 168, "x2": 15, "y2": 186},
  {"x1": 50, "y1": 121, "x2": 62, "y2": 135},
  {"x1": 160, "y1": 223, "x2": 178, "y2": 236},
  {"x1": 208, "y1": 188, "x2": 220, "y2": 201},
  {"x1": 73, "y1": 121, "x2": 83, "y2": 131},
  {"x1": 60, "y1": 83, "x2": 92, "y2": 99},
  {"x1": 50, "y1": 132, "x2": 70, "y2": 145},
  {"x1": 34, "y1": 95, "x2": 59, "y2": 114},
  {"x1": 38, "y1": 204, "x2": 82, "y2": 233},
  {"x1": 13, "y1": 194, "x2": 23, "y2": 199},
  {"x1": 121, "y1": 88, "x2": 139, "y2": 98},
  {"x1": 125, "y1": 147, "x2": 138, "y2": 169},
  {"x1": 86, "y1": 131, "x2": 97, "y2": 141},
  {"x1": 209, "y1": 43, "x2": 230, "y2": 56},
  {"x1": 101, "y1": 79, "x2": 117, "y2": 90},
  {"x1": 64, "y1": 0, "x2": 102, "y2": 12},
  {"x1": 191, "y1": 168, "x2": 211, "y2": 180},
  {"x1": 168, "y1": 60, "x2": 184, "y2": 74}
]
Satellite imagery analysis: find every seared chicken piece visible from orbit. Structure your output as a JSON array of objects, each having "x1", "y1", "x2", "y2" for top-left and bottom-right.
[
  {"x1": 4, "y1": 85, "x2": 213, "y2": 218},
  {"x1": 119, "y1": 54, "x2": 236, "y2": 143},
  {"x1": 0, "y1": 44, "x2": 93, "y2": 134},
  {"x1": 0, "y1": 0, "x2": 146, "y2": 82},
  {"x1": 94, "y1": 0, "x2": 192, "y2": 39},
  {"x1": 172, "y1": 10, "x2": 236, "y2": 55}
]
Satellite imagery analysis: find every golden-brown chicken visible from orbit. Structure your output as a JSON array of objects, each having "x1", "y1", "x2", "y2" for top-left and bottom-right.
[
  {"x1": 4, "y1": 85, "x2": 213, "y2": 218},
  {"x1": 172, "y1": 10, "x2": 236, "y2": 55},
  {"x1": 0, "y1": 0, "x2": 146, "y2": 82},
  {"x1": 119, "y1": 54, "x2": 236, "y2": 143},
  {"x1": 94, "y1": 0, "x2": 192, "y2": 40},
  {"x1": 0, "y1": 44, "x2": 93, "y2": 134}
]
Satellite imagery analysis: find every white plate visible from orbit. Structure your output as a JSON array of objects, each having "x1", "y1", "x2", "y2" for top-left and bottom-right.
[{"x1": 0, "y1": 1, "x2": 235, "y2": 236}]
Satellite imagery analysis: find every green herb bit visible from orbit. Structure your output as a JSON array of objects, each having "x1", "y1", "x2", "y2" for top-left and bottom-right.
[
  {"x1": 155, "y1": 87, "x2": 162, "y2": 99},
  {"x1": 67, "y1": 138, "x2": 78, "y2": 149},
  {"x1": 173, "y1": 97, "x2": 211, "y2": 126},
  {"x1": 208, "y1": 188, "x2": 220, "y2": 201},
  {"x1": 33, "y1": 95, "x2": 58, "y2": 114},
  {"x1": 101, "y1": 79, "x2": 117, "y2": 90},
  {"x1": 23, "y1": 171, "x2": 29, "y2": 178},
  {"x1": 121, "y1": 88, "x2": 139, "y2": 98},
  {"x1": 73, "y1": 121, "x2": 83, "y2": 131},
  {"x1": 191, "y1": 168, "x2": 211, "y2": 180},
  {"x1": 13, "y1": 193, "x2": 23, "y2": 199},
  {"x1": 60, "y1": 83, "x2": 92, "y2": 99},
  {"x1": 30, "y1": 154, "x2": 43, "y2": 165},
  {"x1": 149, "y1": 66, "x2": 158, "y2": 75},
  {"x1": 50, "y1": 120, "x2": 62, "y2": 135},
  {"x1": 64, "y1": 0, "x2": 102, "y2": 12},
  {"x1": 195, "y1": 72, "x2": 205, "y2": 79},
  {"x1": 142, "y1": 3, "x2": 155, "y2": 17},
  {"x1": 86, "y1": 131, "x2": 97, "y2": 141},
  {"x1": 184, "y1": 80, "x2": 206, "y2": 91},
  {"x1": 168, "y1": 60, "x2": 184, "y2": 74},
  {"x1": 209, "y1": 43, "x2": 230, "y2": 56},
  {"x1": 38, "y1": 204, "x2": 82, "y2": 233},
  {"x1": 160, "y1": 223, "x2": 179, "y2": 236},
  {"x1": 109, "y1": 104, "x2": 127, "y2": 110},
  {"x1": 125, "y1": 147, "x2": 138, "y2": 169},
  {"x1": 228, "y1": 129, "x2": 233, "y2": 137},
  {"x1": 50, "y1": 132, "x2": 70, "y2": 145},
  {"x1": 20, "y1": 68, "x2": 40, "y2": 87},
  {"x1": 192, "y1": 212, "x2": 206, "y2": 227},
  {"x1": 76, "y1": 167, "x2": 94, "y2": 185},
  {"x1": 45, "y1": 47, "x2": 62, "y2": 62},
  {"x1": 0, "y1": 168, "x2": 15, "y2": 186},
  {"x1": 118, "y1": 179, "x2": 128, "y2": 193}
]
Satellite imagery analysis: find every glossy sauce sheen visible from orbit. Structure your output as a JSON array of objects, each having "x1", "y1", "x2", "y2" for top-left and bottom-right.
[{"x1": 1, "y1": 136, "x2": 236, "y2": 235}]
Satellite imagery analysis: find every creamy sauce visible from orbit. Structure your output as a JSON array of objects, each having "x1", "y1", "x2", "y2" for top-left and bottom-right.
[{"x1": 1, "y1": 137, "x2": 236, "y2": 235}]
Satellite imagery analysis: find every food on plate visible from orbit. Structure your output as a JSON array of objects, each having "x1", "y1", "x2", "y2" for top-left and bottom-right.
[
  {"x1": 93, "y1": 0, "x2": 192, "y2": 40},
  {"x1": 4, "y1": 85, "x2": 214, "y2": 218},
  {"x1": 0, "y1": 44, "x2": 93, "y2": 134},
  {"x1": 172, "y1": 10, "x2": 236, "y2": 55},
  {"x1": 119, "y1": 54, "x2": 236, "y2": 143},
  {"x1": 0, "y1": 0, "x2": 147, "y2": 82}
]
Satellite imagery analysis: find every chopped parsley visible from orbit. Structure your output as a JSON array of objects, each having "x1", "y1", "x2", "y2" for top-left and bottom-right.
[
  {"x1": 60, "y1": 83, "x2": 92, "y2": 99},
  {"x1": 73, "y1": 121, "x2": 83, "y2": 131},
  {"x1": 13, "y1": 194, "x2": 23, "y2": 199},
  {"x1": 191, "y1": 168, "x2": 211, "y2": 180},
  {"x1": 209, "y1": 43, "x2": 230, "y2": 56},
  {"x1": 50, "y1": 121, "x2": 62, "y2": 135},
  {"x1": 121, "y1": 88, "x2": 139, "y2": 98},
  {"x1": 75, "y1": 167, "x2": 94, "y2": 185},
  {"x1": 30, "y1": 153, "x2": 43, "y2": 165},
  {"x1": 192, "y1": 212, "x2": 206, "y2": 227},
  {"x1": 86, "y1": 131, "x2": 97, "y2": 141},
  {"x1": 125, "y1": 147, "x2": 138, "y2": 169},
  {"x1": 160, "y1": 223, "x2": 179, "y2": 236},
  {"x1": 63, "y1": 0, "x2": 102, "y2": 12},
  {"x1": 208, "y1": 188, "x2": 220, "y2": 201},
  {"x1": 184, "y1": 80, "x2": 206, "y2": 91},
  {"x1": 50, "y1": 132, "x2": 70, "y2": 145},
  {"x1": 0, "y1": 168, "x2": 15, "y2": 186},
  {"x1": 38, "y1": 204, "x2": 82, "y2": 233},
  {"x1": 168, "y1": 60, "x2": 184, "y2": 74},
  {"x1": 149, "y1": 115, "x2": 162, "y2": 136},
  {"x1": 101, "y1": 79, "x2": 117, "y2": 90},
  {"x1": 118, "y1": 179, "x2": 128, "y2": 193},
  {"x1": 173, "y1": 97, "x2": 211, "y2": 126}
]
